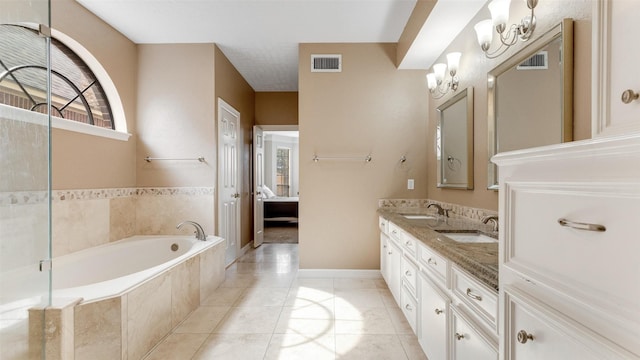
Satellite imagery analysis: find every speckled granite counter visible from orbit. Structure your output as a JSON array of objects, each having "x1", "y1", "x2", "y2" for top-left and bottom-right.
[{"x1": 378, "y1": 207, "x2": 499, "y2": 292}]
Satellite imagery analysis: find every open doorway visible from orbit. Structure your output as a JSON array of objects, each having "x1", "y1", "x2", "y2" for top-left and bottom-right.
[{"x1": 254, "y1": 126, "x2": 299, "y2": 246}]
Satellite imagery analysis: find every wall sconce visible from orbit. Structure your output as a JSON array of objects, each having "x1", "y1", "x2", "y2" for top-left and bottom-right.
[
  {"x1": 426, "y1": 52, "x2": 461, "y2": 99},
  {"x1": 474, "y1": 0, "x2": 538, "y2": 58}
]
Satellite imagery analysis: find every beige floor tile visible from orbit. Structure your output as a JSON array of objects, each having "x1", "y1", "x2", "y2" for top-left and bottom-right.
[
  {"x1": 144, "y1": 333, "x2": 208, "y2": 360},
  {"x1": 386, "y1": 306, "x2": 415, "y2": 334},
  {"x1": 192, "y1": 333, "x2": 271, "y2": 359},
  {"x1": 201, "y1": 287, "x2": 245, "y2": 306},
  {"x1": 285, "y1": 286, "x2": 334, "y2": 308},
  {"x1": 334, "y1": 289, "x2": 385, "y2": 309},
  {"x1": 291, "y1": 277, "x2": 334, "y2": 289},
  {"x1": 265, "y1": 333, "x2": 336, "y2": 360},
  {"x1": 174, "y1": 306, "x2": 230, "y2": 333},
  {"x1": 399, "y1": 334, "x2": 428, "y2": 360},
  {"x1": 275, "y1": 305, "x2": 335, "y2": 335},
  {"x1": 213, "y1": 306, "x2": 282, "y2": 334},
  {"x1": 333, "y1": 278, "x2": 379, "y2": 290},
  {"x1": 233, "y1": 287, "x2": 289, "y2": 307},
  {"x1": 334, "y1": 306, "x2": 396, "y2": 335},
  {"x1": 335, "y1": 334, "x2": 407, "y2": 360},
  {"x1": 378, "y1": 289, "x2": 398, "y2": 308},
  {"x1": 374, "y1": 278, "x2": 389, "y2": 289}
]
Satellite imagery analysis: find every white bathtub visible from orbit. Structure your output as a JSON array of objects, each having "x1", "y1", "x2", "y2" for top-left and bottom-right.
[
  {"x1": 38, "y1": 234, "x2": 227, "y2": 360},
  {"x1": 53, "y1": 235, "x2": 223, "y2": 303}
]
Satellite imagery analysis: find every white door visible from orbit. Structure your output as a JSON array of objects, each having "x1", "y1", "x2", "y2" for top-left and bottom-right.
[
  {"x1": 253, "y1": 126, "x2": 265, "y2": 248},
  {"x1": 217, "y1": 98, "x2": 241, "y2": 266}
]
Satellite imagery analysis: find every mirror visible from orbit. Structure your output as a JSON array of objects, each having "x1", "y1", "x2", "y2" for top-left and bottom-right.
[
  {"x1": 487, "y1": 19, "x2": 574, "y2": 189},
  {"x1": 437, "y1": 87, "x2": 474, "y2": 189}
]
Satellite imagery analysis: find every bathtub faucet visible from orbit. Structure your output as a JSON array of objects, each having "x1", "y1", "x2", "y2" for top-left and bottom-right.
[{"x1": 176, "y1": 221, "x2": 207, "y2": 241}]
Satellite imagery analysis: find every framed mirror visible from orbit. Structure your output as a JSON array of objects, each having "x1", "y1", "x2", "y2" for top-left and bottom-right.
[
  {"x1": 437, "y1": 87, "x2": 474, "y2": 189},
  {"x1": 487, "y1": 19, "x2": 574, "y2": 189}
]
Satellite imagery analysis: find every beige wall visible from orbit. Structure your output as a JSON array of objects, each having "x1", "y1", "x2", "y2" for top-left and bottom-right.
[
  {"x1": 396, "y1": 0, "x2": 436, "y2": 67},
  {"x1": 214, "y1": 46, "x2": 256, "y2": 249},
  {"x1": 136, "y1": 44, "x2": 217, "y2": 188},
  {"x1": 255, "y1": 92, "x2": 299, "y2": 125},
  {"x1": 51, "y1": 0, "x2": 138, "y2": 189},
  {"x1": 426, "y1": 0, "x2": 592, "y2": 211},
  {"x1": 299, "y1": 43, "x2": 428, "y2": 269}
]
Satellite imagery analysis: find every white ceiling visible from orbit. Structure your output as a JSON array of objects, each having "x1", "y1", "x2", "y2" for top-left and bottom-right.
[{"x1": 76, "y1": 0, "x2": 487, "y2": 92}]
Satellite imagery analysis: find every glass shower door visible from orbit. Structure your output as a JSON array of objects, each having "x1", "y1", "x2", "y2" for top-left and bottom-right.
[{"x1": 0, "y1": 1, "x2": 52, "y2": 359}]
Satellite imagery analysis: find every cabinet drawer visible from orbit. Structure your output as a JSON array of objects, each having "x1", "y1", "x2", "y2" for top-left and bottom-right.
[
  {"x1": 401, "y1": 255, "x2": 418, "y2": 295},
  {"x1": 401, "y1": 284, "x2": 418, "y2": 333},
  {"x1": 503, "y1": 286, "x2": 635, "y2": 360},
  {"x1": 451, "y1": 306, "x2": 498, "y2": 360},
  {"x1": 401, "y1": 232, "x2": 417, "y2": 257},
  {"x1": 505, "y1": 183, "x2": 640, "y2": 307},
  {"x1": 418, "y1": 243, "x2": 448, "y2": 286},
  {"x1": 452, "y1": 265, "x2": 498, "y2": 332},
  {"x1": 388, "y1": 222, "x2": 403, "y2": 242},
  {"x1": 379, "y1": 216, "x2": 388, "y2": 234}
]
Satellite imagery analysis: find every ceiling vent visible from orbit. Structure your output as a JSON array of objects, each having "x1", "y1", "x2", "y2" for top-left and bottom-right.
[
  {"x1": 311, "y1": 54, "x2": 342, "y2": 72},
  {"x1": 517, "y1": 51, "x2": 548, "y2": 70}
]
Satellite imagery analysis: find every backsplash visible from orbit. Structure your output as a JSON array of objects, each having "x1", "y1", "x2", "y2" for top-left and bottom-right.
[
  {"x1": 1, "y1": 187, "x2": 215, "y2": 258},
  {"x1": 378, "y1": 198, "x2": 497, "y2": 223}
]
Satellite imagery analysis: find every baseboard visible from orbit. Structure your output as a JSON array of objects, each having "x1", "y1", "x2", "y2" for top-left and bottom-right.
[
  {"x1": 240, "y1": 242, "x2": 252, "y2": 256},
  {"x1": 297, "y1": 269, "x2": 382, "y2": 279}
]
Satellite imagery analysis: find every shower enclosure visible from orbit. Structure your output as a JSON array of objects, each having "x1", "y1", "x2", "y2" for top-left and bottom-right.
[{"x1": 0, "y1": 1, "x2": 52, "y2": 359}]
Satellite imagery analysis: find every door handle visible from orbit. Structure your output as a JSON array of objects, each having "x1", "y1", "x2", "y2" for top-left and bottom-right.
[{"x1": 232, "y1": 193, "x2": 240, "y2": 198}]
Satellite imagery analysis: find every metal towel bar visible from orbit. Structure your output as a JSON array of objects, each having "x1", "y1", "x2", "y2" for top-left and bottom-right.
[
  {"x1": 312, "y1": 155, "x2": 372, "y2": 163},
  {"x1": 145, "y1": 156, "x2": 206, "y2": 163}
]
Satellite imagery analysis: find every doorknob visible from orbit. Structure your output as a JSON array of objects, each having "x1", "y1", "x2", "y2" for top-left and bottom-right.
[
  {"x1": 232, "y1": 193, "x2": 240, "y2": 198},
  {"x1": 621, "y1": 89, "x2": 639, "y2": 104}
]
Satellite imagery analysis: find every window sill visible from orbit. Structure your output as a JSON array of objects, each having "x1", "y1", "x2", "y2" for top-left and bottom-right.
[
  {"x1": 52, "y1": 117, "x2": 131, "y2": 141},
  {"x1": 1, "y1": 104, "x2": 131, "y2": 141}
]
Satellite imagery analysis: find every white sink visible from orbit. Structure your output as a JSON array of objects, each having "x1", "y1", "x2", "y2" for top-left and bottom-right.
[
  {"x1": 402, "y1": 214, "x2": 437, "y2": 220},
  {"x1": 441, "y1": 232, "x2": 497, "y2": 244}
]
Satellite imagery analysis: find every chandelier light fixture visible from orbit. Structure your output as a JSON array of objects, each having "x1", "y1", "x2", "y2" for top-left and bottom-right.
[
  {"x1": 426, "y1": 52, "x2": 461, "y2": 99},
  {"x1": 474, "y1": 0, "x2": 538, "y2": 58}
]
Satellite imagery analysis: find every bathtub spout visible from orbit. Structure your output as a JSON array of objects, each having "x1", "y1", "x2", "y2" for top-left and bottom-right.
[{"x1": 176, "y1": 221, "x2": 207, "y2": 241}]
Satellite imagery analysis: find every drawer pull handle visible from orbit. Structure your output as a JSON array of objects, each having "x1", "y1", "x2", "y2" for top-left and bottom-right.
[
  {"x1": 517, "y1": 330, "x2": 534, "y2": 344},
  {"x1": 558, "y1": 218, "x2": 606, "y2": 232},
  {"x1": 383, "y1": 245, "x2": 387, "y2": 249},
  {"x1": 405, "y1": 304, "x2": 413, "y2": 311},
  {"x1": 392, "y1": 230, "x2": 398, "y2": 234},
  {"x1": 388, "y1": 251, "x2": 393, "y2": 255},
  {"x1": 466, "y1": 288, "x2": 483, "y2": 301},
  {"x1": 405, "y1": 241, "x2": 412, "y2": 246},
  {"x1": 455, "y1": 333, "x2": 465, "y2": 340},
  {"x1": 622, "y1": 89, "x2": 639, "y2": 104},
  {"x1": 434, "y1": 308, "x2": 444, "y2": 315},
  {"x1": 427, "y1": 258, "x2": 437, "y2": 266},
  {"x1": 405, "y1": 270, "x2": 412, "y2": 276}
]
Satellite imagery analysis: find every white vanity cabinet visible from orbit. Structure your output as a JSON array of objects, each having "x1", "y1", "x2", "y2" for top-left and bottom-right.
[
  {"x1": 493, "y1": 134, "x2": 640, "y2": 359},
  {"x1": 451, "y1": 306, "x2": 498, "y2": 360}
]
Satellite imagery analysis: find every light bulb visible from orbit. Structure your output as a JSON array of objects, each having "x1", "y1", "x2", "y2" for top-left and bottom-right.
[
  {"x1": 474, "y1": 19, "x2": 494, "y2": 52},
  {"x1": 488, "y1": 0, "x2": 510, "y2": 32},
  {"x1": 426, "y1": 73, "x2": 437, "y2": 91},
  {"x1": 433, "y1": 63, "x2": 447, "y2": 84},
  {"x1": 446, "y1": 52, "x2": 461, "y2": 76}
]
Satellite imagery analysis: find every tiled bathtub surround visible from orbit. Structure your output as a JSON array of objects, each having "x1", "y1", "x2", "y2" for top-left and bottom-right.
[
  {"x1": 378, "y1": 198, "x2": 497, "y2": 222},
  {"x1": 50, "y1": 187, "x2": 215, "y2": 257}
]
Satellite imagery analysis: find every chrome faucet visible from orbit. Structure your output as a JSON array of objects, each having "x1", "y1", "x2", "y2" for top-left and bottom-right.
[
  {"x1": 176, "y1": 221, "x2": 207, "y2": 241},
  {"x1": 428, "y1": 203, "x2": 451, "y2": 217},
  {"x1": 482, "y1": 216, "x2": 499, "y2": 232}
]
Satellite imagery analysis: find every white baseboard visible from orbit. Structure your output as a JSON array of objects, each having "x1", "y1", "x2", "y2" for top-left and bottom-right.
[
  {"x1": 297, "y1": 269, "x2": 382, "y2": 279},
  {"x1": 240, "y1": 242, "x2": 252, "y2": 256}
]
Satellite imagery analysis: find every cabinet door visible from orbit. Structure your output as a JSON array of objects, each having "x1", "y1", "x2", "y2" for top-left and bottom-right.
[
  {"x1": 388, "y1": 240, "x2": 402, "y2": 306},
  {"x1": 503, "y1": 286, "x2": 636, "y2": 360},
  {"x1": 451, "y1": 307, "x2": 498, "y2": 360},
  {"x1": 593, "y1": 0, "x2": 640, "y2": 136},
  {"x1": 380, "y1": 232, "x2": 389, "y2": 282},
  {"x1": 420, "y1": 273, "x2": 449, "y2": 360}
]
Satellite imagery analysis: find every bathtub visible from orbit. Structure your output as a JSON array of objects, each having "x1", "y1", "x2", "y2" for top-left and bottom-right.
[
  {"x1": 53, "y1": 235, "x2": 222, "y2": 303},
  {"x1": 39, "y1": 235, "x2": 226, "y2": 360}
]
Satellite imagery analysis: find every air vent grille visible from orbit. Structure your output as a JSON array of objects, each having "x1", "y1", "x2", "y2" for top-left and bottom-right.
[
  {"x1": 311, "y1": 54, "x2": 342, "y2": 72},
  {"x1": 517, "y1": 51, "x2": 548, "y2": 70}
]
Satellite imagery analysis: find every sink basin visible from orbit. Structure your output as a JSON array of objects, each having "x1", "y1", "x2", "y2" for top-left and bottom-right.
[
  {"x1": 402, "y1": 214, "x2": 437, "y2": 220},
  {"x1": 440, "y1": 232, "x2": 497, "y2": 244}
]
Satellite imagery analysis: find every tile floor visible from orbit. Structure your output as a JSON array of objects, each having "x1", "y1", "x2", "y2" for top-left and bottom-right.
[{"x1": 144, "y1": 243, "x2": 427, "y2": 360}]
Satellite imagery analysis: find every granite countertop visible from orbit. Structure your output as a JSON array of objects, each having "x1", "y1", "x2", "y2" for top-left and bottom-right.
[{"x1": 377, "y1": 207, "x2": 499, "y2": 292}]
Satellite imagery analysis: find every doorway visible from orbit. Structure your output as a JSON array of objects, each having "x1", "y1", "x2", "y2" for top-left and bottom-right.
[{"x1": 253, "y1": 126, "x2": 299, "y2": 245}]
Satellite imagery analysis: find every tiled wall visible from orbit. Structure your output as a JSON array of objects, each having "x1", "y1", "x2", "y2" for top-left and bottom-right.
[
  {"x1": 1, "y1": 187, "x2": 215, "y2": 259},
  {"x1": 378, "y1": 198, "x2": 497, "y2": 223}
]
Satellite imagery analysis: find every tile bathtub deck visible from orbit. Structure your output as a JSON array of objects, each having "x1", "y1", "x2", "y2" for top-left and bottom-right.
[{"x1": 143, "y1": 243, "x2": 427, "y2": 360}]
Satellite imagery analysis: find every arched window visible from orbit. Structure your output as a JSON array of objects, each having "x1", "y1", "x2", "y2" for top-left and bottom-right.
[{"x1": 0, "y1": 24, "x2": 114, "y2": 129}]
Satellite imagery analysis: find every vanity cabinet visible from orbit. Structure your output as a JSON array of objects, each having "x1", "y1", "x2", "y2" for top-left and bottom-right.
[
  {"x1": 380, "y1": 232, "x2": 402, "y2": 306},
  {"x1": 451, "y1": 306, "x2": 498, "y2": 360},
  {"x1": 493, "y1": 134, "x2": 640, "y2": 359}
]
